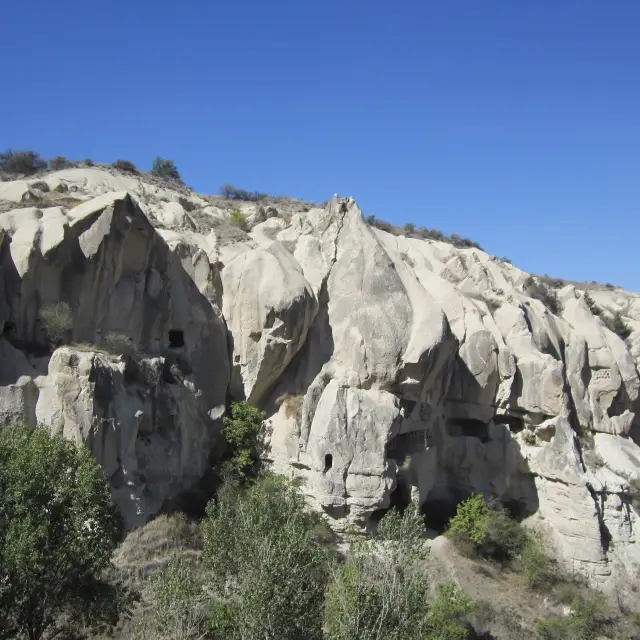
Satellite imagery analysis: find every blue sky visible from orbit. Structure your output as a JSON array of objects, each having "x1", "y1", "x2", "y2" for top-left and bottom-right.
[{"x1": 2, "y1": 1, "x2": 638, "y2": 289}]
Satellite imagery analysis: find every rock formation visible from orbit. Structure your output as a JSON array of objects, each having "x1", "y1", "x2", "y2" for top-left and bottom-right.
[{"x1": 1, "y1": 167, "x2": 639, "y2": 601}]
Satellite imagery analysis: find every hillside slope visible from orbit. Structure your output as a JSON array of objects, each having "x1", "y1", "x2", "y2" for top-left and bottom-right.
[{"x1": 0, "y1": 167, "x2": 638, "y2": 607}]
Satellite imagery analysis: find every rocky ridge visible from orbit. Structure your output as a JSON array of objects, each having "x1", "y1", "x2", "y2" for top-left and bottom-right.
[{"x1": 0, "y1": 167, "x2": 639, "y2": 603}]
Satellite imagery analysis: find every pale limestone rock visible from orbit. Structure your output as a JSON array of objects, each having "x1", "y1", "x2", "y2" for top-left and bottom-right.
[
  {"x1": 1, "y1": 169, "x2": 640, "y2": 596},
  {"x1": 222, "y1": 242, "x2": 318, "y2": 404},
  {"x1": 35, "y1": 348, "x2": 217, "y2": 527}
]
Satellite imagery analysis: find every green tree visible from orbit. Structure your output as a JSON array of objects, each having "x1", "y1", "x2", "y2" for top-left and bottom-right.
[
  {"x1": 151, "y1": 156, "x2": 183, "y2": 183},
  {"x1": 0, "y1": 425, "x2": 130, "y2": 640},
  {"x1": 0, "y1": 149, "x2": 47, "y2": 175},
  {"x1": 220, "y1": 401, "x2": 267, "y2": 481},
  {"x1": 582, "y1": 291, "x2": 600, "y2": 316},
  {"x1": 203, "y1": 475, "x2": 330, "y2": 640},
  {"x1": 324, "y1": 504, "x2": 474, "y2": 640}
]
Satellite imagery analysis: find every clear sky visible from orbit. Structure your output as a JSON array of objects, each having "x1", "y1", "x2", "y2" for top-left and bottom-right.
[{"x1": 1, "y1": 1, "x2": 638, "y2": 290}]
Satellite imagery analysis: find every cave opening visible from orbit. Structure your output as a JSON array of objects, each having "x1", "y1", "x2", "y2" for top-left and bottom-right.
[
  {"x1": 446, "y1": 417, "x2": 490, "y2": 442},
  {"x1": 2, "y1": 321, "x2": 16, "y2": 338},
  {"x1": 493, "y1": 414, "x2": 525, "y2": 434},
  {"x1": 168, "y1": 329, "x2": 184, "y2": 349},
  {"x1": 368, "y1": 476, "x2": 412, "y2": 523},
  {"x1": 324, "y1": 453, "x2": 333, "y2": 473}
]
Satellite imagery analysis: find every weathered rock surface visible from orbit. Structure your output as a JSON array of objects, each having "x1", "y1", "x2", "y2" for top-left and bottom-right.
[{"x1": 1, "y1": 167, "x2": 639, "y2": 601}]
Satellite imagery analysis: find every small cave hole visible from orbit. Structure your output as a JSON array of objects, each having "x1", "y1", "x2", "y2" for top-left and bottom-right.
[
  {"x1": 168, "y1": 329, "x2": 184, "y2": 349},
  {"x1": 2, "y1": 321, "x2": 16, "y2": 338},
  {"x1": 324, "y1": 453, "x2": 333, "y2": 473}
]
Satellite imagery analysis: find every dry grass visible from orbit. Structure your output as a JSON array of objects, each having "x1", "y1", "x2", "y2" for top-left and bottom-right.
[
  {"x1": 276, "y1": 393, "x2": 305, "y2": 421},
  {"x1": 112, "y1": 513, "x2": 203, "y2": 587}
]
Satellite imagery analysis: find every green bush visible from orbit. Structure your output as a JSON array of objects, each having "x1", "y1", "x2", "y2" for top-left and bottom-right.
[
  {"x1": 518, "y1": 532, "x2": 554, "y2": 590},
  {"x1": 366, "y1": 214, "x2": 376, "y2": 225},
  {"x1": 404, "y1": 222, "x2": 415, "y2": 234},
  {"x1": 151, "y1": 156, "x2": 183, "y2": 183},
  {"x1": 0, "y1": 425, "x2": 130, "y2": 640},
  {"x1": 228, "y1": 208, "x2": 249, "y2": 231},
  {"x1": 447, "y1": 494, "x2": 489, "y2": 553},
  {"x1": 49, "y1": 155, "x2": 73, "y2": 170},
  {"x1": 583, "y1": 291, "x2": 600, "y2": 316},
  {"x1": 112, "y1": 159, "x2": 138, "y2": 173},
  {"x1": 148, "y1": 554, "x2": 207, "y2": 640},
  {"x1": 203, "y1": 475, "x2": 330, "y2": 640},
  {"x1": 603, "y1": 311, "x2": 631, "y2": 340},
  {"x1": 219, "y1": 183, "x2": 268, "y2": 202},
  {"x1": 524, "y1": 276, "x2": 562, "y2": 314},
  {"x1": 40, "y1": 301, "x2": 73, "y2": 346},
  {"x1": 535, "y1": 590, "x2": 611, "y2": 639},
  {"x1": 325, "y1": 504, "x2": 474, "y2": 639},
  {"x1": 448, "y1": 495, "x2": 528, "y2": 564},
  {"x1": 220, "y1": 401, "x2": 267, "y2": 481},
  {"x1": 0, "y1": 149, "x2": 47, "y2": 175},
  {"x1": 102, "y1": 331, "x2": 140, "y2": 359}
]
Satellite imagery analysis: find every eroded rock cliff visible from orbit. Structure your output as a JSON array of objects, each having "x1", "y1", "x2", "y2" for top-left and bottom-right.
[{"x1": 1, "y1": 167, "x2": 639, "y2": 599}]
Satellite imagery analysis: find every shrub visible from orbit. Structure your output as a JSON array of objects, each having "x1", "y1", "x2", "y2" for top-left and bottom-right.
[
  {"x1": 447, "y1": 494, "x2": 489, "y2": 552},
  {"x1": 366, "y1": 214, "x2": 376, "y2": 225},
  {"x1": 0, "y1": 149, "x2": 47, "y2": 175},
  {"x1": 583, "y1": 291, "x2": 600, "y2": 316},
  {"x1": 112, "y1": 159, "x2": 138, "y2": 173},
  {"x1": 535, "y1": 591, "x2": 611, "y2": 639},
  {"x1": 603, "y1": 311, "x2": 631, "y2": 340},
  {"x1": 40, "y1": 301, "x2": 73, "y2": 346},
  {"x1": 219, "y1": 183, "x2": 268, "y2": 201},
  {"x1": 501, "y1": 256, "x2": 512, "y2": 264},
  {"x1": 203, "y1": 475, "x2": 330, "y2": 640},
  {"x1": 522, "y1": 430, "x2": 538, "y2": 446},
  {"x1": 151, "y1": 156, "x2": 183, "y2": 183},
  {"x1": 0, "y1": 425, "x2": 131, "y2": 640},
  {"x1": 404, "y1": 222, "x2": 416, "y2": 234},
  {"x1": 102, "y1": 332, "x2": 140, "y2": 359},
  {"x1": 49, "y1": 155, "x2": 72, "y2": 170},
  {"x1": 220, "y1": 401, "x2": 267, "y2": 481},
  {"x1": 148, "y1": 554, "x2": 207, "y2": 640},
  {"x1": 325, "y1": 504, "x2": 474, "y2": 639},
  {"x1": 83, "y1": 158, "x2": 94, "y2": 167},
  {"x1": 228, "y1": 208, "x2": 249, "y2": 231},
  {"x1": 518, "y1": 533, "x2": 554, "y2": 590},
  {"x1": 524, "y1": 276, "x2": 562, "y2": 314},
  {"x1": 447, "y1": 495, "x2": 528, "y2": 565}
]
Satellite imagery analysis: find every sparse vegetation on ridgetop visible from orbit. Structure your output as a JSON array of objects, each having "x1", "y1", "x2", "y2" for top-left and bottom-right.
[
  {"x1": 112, "y1": 159, "x2": 138, "y2": 173},
  {"x1": 219, "y1": 183, "x2": 269, "y2": 202},
  {"x1": 366, "y1": 214, "x2": 483, "y2": 250},
  {"x1": 0, "y1": 149, "x2": 48, "y2": 175},
  {"x1": 151, "y1": 156, "x2": 183, "y2": 184}
]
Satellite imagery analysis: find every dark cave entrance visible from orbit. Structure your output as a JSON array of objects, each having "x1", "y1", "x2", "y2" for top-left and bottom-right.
[
  {"x1": 168, "y1": 329, "x2": 185, "y2": 349},
  {"x1": 323, "y1": 453, "x2": 333, "y2": 473},
  {"x1": 369, "y1": 476, "x2": 413, "y2": 523}
]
